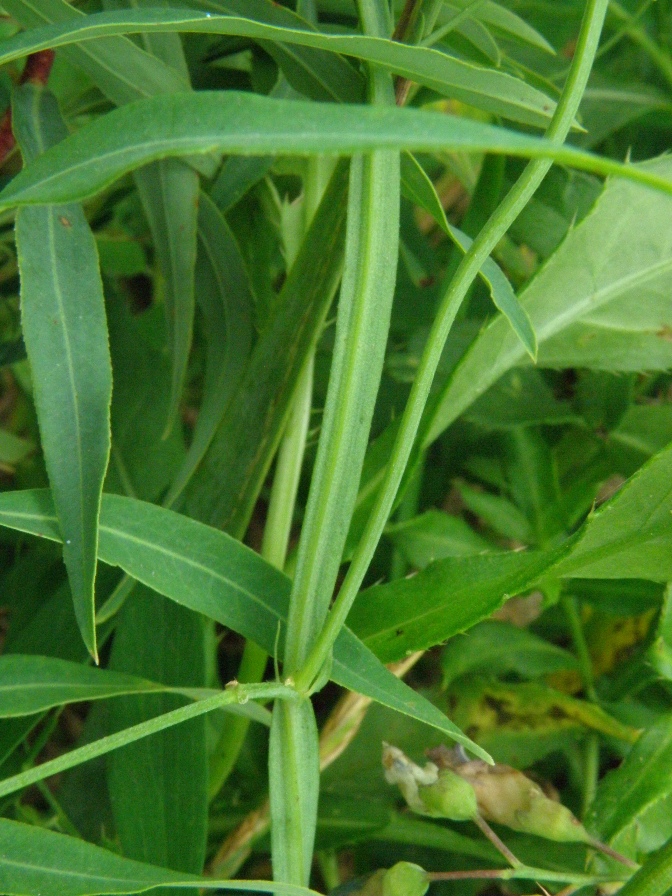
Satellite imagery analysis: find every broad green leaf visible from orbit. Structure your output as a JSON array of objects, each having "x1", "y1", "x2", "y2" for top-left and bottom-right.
[
  {"x1": 108, "y1": 589, "x2": 208, "y2": 880},
  {"x1": 347, "y1": 544, "x2": 572, "y2": 664},
  {"x1": 0, "y1": 817, "x2": 320, "y2": 896},
  {"x1": 612, "y1": 405, "x2": 672, "y2": 459},
  {"x1": 400, "y1": 152, "x2": 536, "y2": 358},
  {"x1": 2, "y1": 93, "x2": 672, "y2": 212},
  {"x1": 164, "y1": 192, "x2": 253, "y2": 507},
  {"x1": 555, "y1": 441, "x2": 672, "y2": 582},
  {"x1": 0, "y1": 489, "x2": 489, "y2": 758},
  {"x1": 0, "y1": 7, "x2": 559, "y2": 125},
  {"x1": 426, "y1": 155, "x2": 672, "y2": 446},
  {"x1": 13, "y1": 84, "x2": 112, "y2": 660},
  {"x1": 1, "y1": 0, "x2": 188, "y2": 107},
  {"x1": 187, "y1": 159, "x2": 348, "y2": 533},
  {"x1": 615, "y1": 836, "x2": 672, "y2": 896},
  {"x1": 385, "y1": 509, "x2": 493, "y2": 569},
  {"x1": 588, "y1": 715, "x2": 672, "y2": 852},
  {"x1": 440, "y1": 620, "x2": 580, "y2": 688},
  {"x1": 134, "y1": 159, "x2": 199, "y2": 437}
]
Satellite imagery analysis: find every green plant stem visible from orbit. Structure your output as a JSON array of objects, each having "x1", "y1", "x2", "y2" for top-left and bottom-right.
[
  {"x1": 269, "y1": 1, "x2": 398, "y2": 885},
  {"x1": 389, "y1": 451, "x2": 424, "y2": 581},
  {"x1": 0, "y1": 681, "x2": 297, "y2": 801},
  {"x1": 208, "y1": 155, "x2": 326, "y2": 800},
  {"x1": 562, "y1": 596, "x2": 597, "y2": 700},
  {"x1": 293, "y1": 0, "x2": 611, "y2": 695},
  {"x1": 562, "y1": 595, "x2": 599, "y2": 816},
  {"x1": 427, "y1": 866, "x2": 629, "y2": 886},
  {"x1": 284, "y1": 0, "x2": 399, "y2": 677}
]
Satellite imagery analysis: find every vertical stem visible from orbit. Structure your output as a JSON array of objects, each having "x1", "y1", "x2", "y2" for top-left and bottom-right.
[
  {"x1": 294, "y1": 0, "x2": 611, "y2": 694},
  {"x1": 208, "y1": 160, "x2": 324, "y2": 800},
  {"x1": 271, "y1": 0, "x2": 399, "y2": 884},
  {"x1": 562, "y1": 594, "x2": 599, "y2": 816}
]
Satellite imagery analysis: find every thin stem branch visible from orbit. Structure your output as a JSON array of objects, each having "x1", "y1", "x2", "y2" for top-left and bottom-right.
[{"x1": 474, "y1": 814, "x2": 522, "y2": 868}]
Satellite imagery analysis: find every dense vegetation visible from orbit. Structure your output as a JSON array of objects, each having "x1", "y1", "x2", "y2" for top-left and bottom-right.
[{"x1": 0, "y1": 0, "x2": 671, "y2": 894}]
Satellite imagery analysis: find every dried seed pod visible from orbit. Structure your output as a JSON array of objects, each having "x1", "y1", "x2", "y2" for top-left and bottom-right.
[{"x1": 428, "y1": 745, "x2": 587, "y2": 843}]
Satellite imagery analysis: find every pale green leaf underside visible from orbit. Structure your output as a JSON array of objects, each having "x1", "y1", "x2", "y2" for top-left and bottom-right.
[
  {"x1": 2, "y1": 93, "x2": 672, "y2": 212},
  {"x1": 426, "y1": 154, "x2": 672, "y2": 445}
]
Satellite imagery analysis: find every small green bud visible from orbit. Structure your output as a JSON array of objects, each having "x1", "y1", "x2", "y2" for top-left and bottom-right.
[
  {"x1": 418, "y1": 768, "x2": 478, "y2": 821},
  {"x1": 382, "y1": 863, "x2": 428, "y2": 896}
]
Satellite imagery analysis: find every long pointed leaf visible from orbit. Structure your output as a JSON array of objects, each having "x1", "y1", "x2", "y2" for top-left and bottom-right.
[
  {"x1": 164, "y1": 192, "x2": 253, "y2": 507},
  {"x1": 0, "y1": 7, "x2": 557, "y2": 125},
  {"x1": 1, "y1": 93, "x2": 671, "y2": 213},
  {"x1": 12, "y1": 84, "x2": 112, "y2": 660}
]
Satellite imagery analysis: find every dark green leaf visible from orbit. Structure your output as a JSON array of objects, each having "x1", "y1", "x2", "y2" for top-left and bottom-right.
[
  {"x1": 13, "y1": 83, "x2": 112, "y2": 659},
  {"x1": 348, "y1": 545, "x2": 571, "y2": 664},
  {"x1": 0, "y1": 817, "x2": 319, "y2": 896},
  {"x1": 164, "y1": 191, "x2": 253, "y2": 507},
  {"x1": 108, "y1": 588, "x2": 208, "y2": 878}
]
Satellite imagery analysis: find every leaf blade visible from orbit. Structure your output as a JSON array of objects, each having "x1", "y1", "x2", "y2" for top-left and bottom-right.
[{"x1": 13, "y1": 84, "x2": 112, "y2": 659}]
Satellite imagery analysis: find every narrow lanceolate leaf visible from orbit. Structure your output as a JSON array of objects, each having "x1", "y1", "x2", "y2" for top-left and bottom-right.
[
  {"x1": 0, "y1": 7, "x2": 558, "y2": 125},
  {"x1": 401, "y1": 153, "x2": 536, "y2": 361},
  {"x1": 588, "y1": 715, "x2": 672, "y2": 853},
  {"x1": 0, "y1": 654, "x2": 191, "y2": 717},
  {"x1": 0, "y1": 652, "x2": 269, "y2": 722},
  {"x1": 135, "y1": 159, "x2": 199, "y2": 438},
  {"x1": 0, "y1": 818, "x2": 321, "y2": 896},
  {"x1": 2, "y1": 93, "x2": 672, "y2": 213},
  {"x1": 12, "y1": 84, "x2": 112, "y2": 659},
  {"x1": 165, "y1": 192, "x2": 253, "y2": 507},
  {"x1": 0, "y1": 489, "x2": 489, "y2": 759},
  {"x1": 555, "y1": 441, "x2": 672, "y2": 582},
  {"x1": 187, "y1": 160, "x2": 348, "y2": 533},
  {"x1": 425, "y1": 155, "x2": 672, "y2": 446}
]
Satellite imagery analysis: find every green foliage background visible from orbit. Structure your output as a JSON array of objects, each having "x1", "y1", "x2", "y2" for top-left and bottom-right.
[{"x1": 0, "y1": 0, "x2": 671, "y2": 894}]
